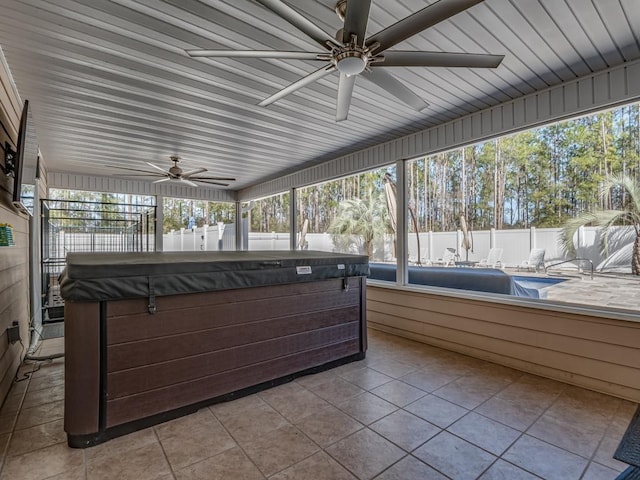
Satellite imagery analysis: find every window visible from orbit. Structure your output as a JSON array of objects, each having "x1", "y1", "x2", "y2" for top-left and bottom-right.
[
  {"x1": 162, "y1": 198, "x2": 235, "y2": 252},
  {"x1": 246, "y1": 192, "x2": 290, "y2": 251},
  {"x1": 296, "y1": 166, "x2": 396, "y2": 259}
]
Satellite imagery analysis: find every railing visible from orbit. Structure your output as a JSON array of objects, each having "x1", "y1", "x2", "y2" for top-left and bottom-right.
[{"x1": 545, "y1": 257, "x2": 594, "y2": 280}]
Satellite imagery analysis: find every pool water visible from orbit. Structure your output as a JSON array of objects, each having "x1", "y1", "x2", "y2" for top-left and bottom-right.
[{"x1": 512, "y1": 276, "x2": 567, "y2": 290}]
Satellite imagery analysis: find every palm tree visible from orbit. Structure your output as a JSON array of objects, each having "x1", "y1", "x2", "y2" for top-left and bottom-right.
[
  {"x1": 328, "y1": 193, "x2": 388, "y2": 258},
  {"x1": 560, "y1": 174, "x2": 640, "y2": 275}
]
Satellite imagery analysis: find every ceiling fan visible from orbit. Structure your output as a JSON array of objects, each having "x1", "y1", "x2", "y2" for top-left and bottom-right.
[
  {"x1": 114, "y1": 155, "x2": 236, "y2": 187},
  {"x1": 186, "y1": 0, "x2": 504, "y2": 122}
]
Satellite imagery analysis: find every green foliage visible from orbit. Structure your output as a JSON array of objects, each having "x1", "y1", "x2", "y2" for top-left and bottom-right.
[
  {"x1": 327, "y1": 192, "x2": 389, "y2": 257},
  {"x1": 560, "y1": 174, "x2": 640, "y2": 274}
]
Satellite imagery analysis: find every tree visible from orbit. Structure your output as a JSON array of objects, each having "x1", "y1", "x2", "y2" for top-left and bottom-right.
[
  {"x1": 328, "y1": 193, "x2": 388, "y2": 258},
  {"x1": 560, "y1": 174, "x2": 640, "y2": 275}
]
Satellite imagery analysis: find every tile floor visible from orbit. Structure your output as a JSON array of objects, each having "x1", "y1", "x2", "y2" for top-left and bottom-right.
[{"x1": 0, "y1": 330, "x2": 636, "y2": 480}]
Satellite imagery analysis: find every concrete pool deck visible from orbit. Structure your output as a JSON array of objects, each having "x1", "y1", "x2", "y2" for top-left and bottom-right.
[{"x1": 508, "y1": 269, "x2": 640, "y2": 314}]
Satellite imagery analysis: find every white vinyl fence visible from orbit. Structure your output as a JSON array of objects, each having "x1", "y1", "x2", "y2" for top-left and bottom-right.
[{"x1": 163, "y1": 225, "x2": 636, "y2": 273}]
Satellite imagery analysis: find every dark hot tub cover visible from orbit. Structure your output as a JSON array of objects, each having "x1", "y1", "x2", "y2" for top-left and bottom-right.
[{"x1": 60, "y1": 250, "x2": 369, "y2": 302}]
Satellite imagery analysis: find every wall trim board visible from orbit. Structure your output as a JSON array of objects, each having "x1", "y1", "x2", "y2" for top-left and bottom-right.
[
  {"x1": 239, "y1": 58, "x2": 640, "y2": 200},
  {"x1": 47, "y1": 172, "x2": 237, "y2": 202}
]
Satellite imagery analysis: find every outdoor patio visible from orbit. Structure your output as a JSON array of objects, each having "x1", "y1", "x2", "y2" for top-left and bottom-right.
[
  {"x1": 0, "y1": 329, "x2": 636, "y2": 480},
  {"x1": 538, "y1": 274, "x2": 640, "y2": 313}
]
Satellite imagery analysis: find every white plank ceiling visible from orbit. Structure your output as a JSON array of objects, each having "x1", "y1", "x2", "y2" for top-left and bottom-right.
[{"x1": 0, "y1": 0, "x2": 638, "y2": 191}]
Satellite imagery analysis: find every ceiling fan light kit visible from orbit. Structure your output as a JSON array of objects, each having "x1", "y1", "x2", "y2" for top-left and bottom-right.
[{"x1": 186, "y1": 0, "x2": 504, "y2": 121}]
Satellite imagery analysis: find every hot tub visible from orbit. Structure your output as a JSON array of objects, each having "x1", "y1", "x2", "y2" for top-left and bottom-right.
[{"x1": 60, "y1": 251, "x2": 369, "y2": 447}]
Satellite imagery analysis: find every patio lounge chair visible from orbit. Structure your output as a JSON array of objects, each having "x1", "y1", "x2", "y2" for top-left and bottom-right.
[
  {"x1": 478, "y1": 247, "x2": 503, "y2": 268},
  {"x1": 516, "y1": 248, "x2": 546, "y2": 272},
  {"x1": 432, "y1": 248, "x2": 457, "y2": 267}
]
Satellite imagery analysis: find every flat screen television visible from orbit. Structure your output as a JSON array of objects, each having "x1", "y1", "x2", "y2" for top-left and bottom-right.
[{"x1": 11, "y1": 99, "x2": 38, "y2": 215}]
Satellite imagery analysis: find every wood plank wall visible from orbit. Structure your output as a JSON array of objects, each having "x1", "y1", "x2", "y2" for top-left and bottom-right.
[
  {"x1": 0, "y1": 52, "x2": 29, "y2": 406},
  {"x1": 367, "y1": 284, "x2": 640, "y2": 403}
]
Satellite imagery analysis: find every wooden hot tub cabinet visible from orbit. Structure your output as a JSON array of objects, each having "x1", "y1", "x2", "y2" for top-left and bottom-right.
[{"x1": 61, "y1": 251, "x2": 368, "y2": 448}]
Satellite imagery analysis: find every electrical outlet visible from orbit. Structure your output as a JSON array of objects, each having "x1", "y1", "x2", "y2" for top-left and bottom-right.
[{"x1": 7, "y1": 322, "x2": 20, "y2": 345}]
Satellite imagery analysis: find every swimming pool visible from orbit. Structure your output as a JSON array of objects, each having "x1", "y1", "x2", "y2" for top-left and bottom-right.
[{"x1": 511, "y1": 275, "x2": 567, "y2": 298}]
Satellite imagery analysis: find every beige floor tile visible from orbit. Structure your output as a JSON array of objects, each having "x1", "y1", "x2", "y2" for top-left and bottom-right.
[
  {"x1": 295, "y1": 405, "x2": 363, "y2": 447},
  {"x1": 44, "y1": 466, "x2": 87, "y2": 480},
  {"x1": 337, "y1": 367, "x2": 393, "y2": 390},
  {"x1": 306, "y1": 377, "x2": 365, "y2": 405},
  {"x1": 433, "y1": 376, "x2": 506, "y2": 410},
  {"x1": 547, "y1": 386, "x2": 620, "y2": 427},
  {"x1": 373, "y1": 455, "x2": 447, "y2": 480},
  {"x1": 259, "y1": 382, "x2": 330, "y2": 422},
  {"x1": 0, "y1": 442, "x2": 84, "y2": 480},
  {"x1": 295, "y1": 370, "x2": 338, "y2": 390},
  {"x1": 0, "y1": 431, "x2": 10, "y2": 458},
  {"x1": 29, "y1": 361, "x2": 64, "y2": 379},
  {"x1": 15, "y1": 400, "x2": 64, "y2": 430},
  {"x1": 8, "y1": 419, "x2": 66, "y2": 457},
  {"x1": 0, "y1": 411, "x2": 17, "y2": 435},
  {"x1": 2, "y1": 330, "x2": 635, "y2": 480},
  {"x1": 209, "y1": 394, "x2": 266, "y2": 423},
  {"x1": 175, "y1": 446, "x2": 264, "y2": 480},
  {"x1": 0, "y1": 392, "x2": 24, "y2": 416},
  {"x1": 413, "y1": 431, "x2": 496, "y2": 480},
  {"x1": 338, "y1": 392, "x2": 397, "y2": 425},
  {"x1": 87, "y1": 441, "x2": 172, "y2": 480},
  {"x1": 448, "y1": 412, "x2": 521, "y2": 456},
  {"x1": 85, "y1": 429, "x2": 158, "y2": 462},
  {"x1": 326, "y1": 428, "x2": 405, "y2": 480},
  {"x1": 21, "y1": 384, "x2": 64, "y2": 409},
  {"x1": 155, "y1": 409, "x2": 236, "y2": 470},
  {"x1": 367, "y1": 359, "x2": 417, "y2": 378},
  {"x1": 369, "y1": 380, "x2": 426, "y2": 407},
  {"x1": 581, "y1": 461, "x2": 620, "y2": 480},
  {"x1": 592, "y1": 434, "x2": 630, "y2": 472},
  {"x1": 330, "y1": 359, "x2": 368, "y2": 376},
  {"x1": 496, "y1": 374, "x2": 564, "y2": 408},
  {"x1": 370, "y1": 410, "x2": 440, "y2": 452},
  {"x1": 405, "y1": 394, "x2": 468, "y2": 428},
  {"x1": 6, "y1": 379, "x2": 28, "y2": 397},
  {"x1": 270, "y1": 451, "x2": 356, "y2": 480},
  {"x1": 478, "y1": 459, "x2": 539, "y2": 479},
  {"x1": 502, "y1": 435, "x2": 588, "y2": 480},
  {"x1": 241, "y1": 424, "x2": 319, "y2": 476},
  {"x1": 27, "y1": 372, "x2": 65, "y2": 393},
  {"x1": 474, "y1": 363, "x2": 523, "y2": 384},
  {"x1": 527, "y1": 411, "x2": 606, "y2": 458},
  {"x1": 475, "y1": 395, "x2": 543, "y2": 431},
  {"x1": 399, "y1": 369, "x2": 459, "y2": 393},
  {"x1": 217, "y1": 400, "x2": 290, "y2": 445}
]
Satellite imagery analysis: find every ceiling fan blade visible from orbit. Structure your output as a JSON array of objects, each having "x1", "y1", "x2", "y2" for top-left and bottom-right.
[
  {"x1": 186, "y1": 50, "x2": 328, "y2": 60},
  {"x1": 254, "y1": 0, "x2": 342, "y2": 49},
  {"x1": 367, "y1": 0, "x2": 484, "y2": 53},
  {"x1": 153, "y1": 177, "x2": 171, "y2": 184},
  {"x1": 113, "y1": 173, "x2": 166, "y2": 177},
  {"x1": 146, "y1": 162, "x2": 170, "y2": 174},
  {"x1": 181, "y1": 179, "x2": 199, "y2": 188},
  {"x1": 190, "y1": 176, "x2": 236, "y2": 181},
  {"x1": 113, "y1": 166, "x2": 167, "y2": 174},
  {"x1": 377, "y1": 51, "x2": 504, "y2": 68},
  {"x1": 259, "y1": 64, "x2": 336, "y2": 107},
  {"x1": 343, "y1": 0, "x2": 371, "y2": 46},
  {"x1": 362, "y1": 69, "x2": 429, "y2": 111},
  {"x1": 182, "y1": 167, "x2": 207, "y2": 177},
  {"x1": 194, "y1": 179, "x2": 230, "y2": 187},
  {"x1": 336, "y1": 73, "x2": 356, "y2": 122}
]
